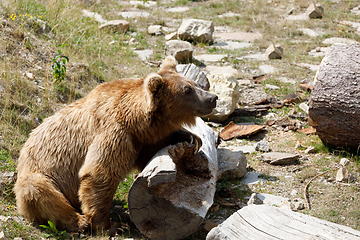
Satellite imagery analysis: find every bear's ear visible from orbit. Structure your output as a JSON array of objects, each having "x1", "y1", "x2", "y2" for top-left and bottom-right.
[
  {"x1": 145, "y1": 73, "x2": 164, "y2": 94},
  {"x1": 159, "y1": 56, "x2": 177, "y2": 71}
]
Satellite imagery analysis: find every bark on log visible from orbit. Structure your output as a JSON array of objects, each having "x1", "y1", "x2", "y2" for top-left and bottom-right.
[
  {"x1": 206, "y1": 205, "x2": 360, "y2": 240},
  {"x1": 309, "y1": 44, "x2": 360, "y2": 149},
  {"x1": 128, "y1": 118, "x2": 218, "y2": 240}
]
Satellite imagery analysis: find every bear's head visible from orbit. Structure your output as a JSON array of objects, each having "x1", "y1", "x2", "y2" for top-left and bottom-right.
[{"x1": 144, "y1": 56, "x2": 218, "y2": 126}]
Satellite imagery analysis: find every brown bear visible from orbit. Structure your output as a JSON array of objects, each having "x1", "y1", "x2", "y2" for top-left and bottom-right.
[{"x1": 14, "y1": 56, "x2": 217, "y2": 233}]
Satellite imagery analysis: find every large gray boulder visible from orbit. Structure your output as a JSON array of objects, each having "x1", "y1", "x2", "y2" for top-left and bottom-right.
[
  {"x1": 206, "y1": 74, "x2": 240, "y2": 122},
  {"x1": 178, "y1": 19, "x2": 214, "y2": 43}
]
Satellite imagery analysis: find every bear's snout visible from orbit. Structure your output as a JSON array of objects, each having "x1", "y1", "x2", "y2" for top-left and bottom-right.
[{"x1": 208, "y1": 94, "x2": 218, "y2": 109}]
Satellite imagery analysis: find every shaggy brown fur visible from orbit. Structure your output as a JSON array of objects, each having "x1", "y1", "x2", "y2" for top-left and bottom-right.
[{"x1": 14, "y1": 56, "x2": 217, "y2": 233}]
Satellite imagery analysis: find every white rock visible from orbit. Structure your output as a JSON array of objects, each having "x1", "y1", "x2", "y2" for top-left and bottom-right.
[
  {"x1": 217, "y1": 147, "x2": 247, "y2": 180},
  {"x1": 265, "y1": 84, "x2": 280, "y2": 90},
  {"x1": 178, "y1": 19, "x2": 214, "y2": 43},
  {"x1": 290, "y1": 189, "x2": 298, "y2": 196},
  {"x1": 0, "y1": 231, "x2": 7, "y2": 240},
  {"x1": 322, "y1": 37, "x2": 358, "y2": 45},
  {"x1": 148, "y1": 25, "x2": 162, "y2": 35},
  {"x1": 165, "y1": 40, "x2": 193, "y2": 63},
  {"x1": 195, "y1": 54, "x2": 227, "y2": 62},
  {"x1": 257, "y1": 193, "x2": 291, "y2": 209},
  {"x1": 98, "y1": 20, "x2": 129, "y2": 33},
  {"x1": 231, "y1": 145, "x2": 256, "y2": 154},
  {"x1": 129, "y1": 1, "x2": 156, "y2": 7},
  {"x1": 298, "y1": 28, "x2": 323, "y2": 37},
  {"x1": 168, "y1": 7, "x2": 190, "y2": 13},
  {"x1": 247, "y1": 193, "x2": 263, "y2": 205},
  {"x1": 336, "y1": 167, "x2": 349, "y2": 182},
  {"x1": 290, "y1": 198, "x2": 305, "y2": 211},
  {"x1": 265, "y1": 44, "x2": 283, "y2": 59},
  {"x1": 82, "y1": 9, "x2": 106, "y2": 23},
  {"x1": 243, "y1": 53, "x2": 268, "y2": 61},
  {"x1": 306, "y1": 4, "x2": 324, "y2": 19},
  {"x1": 24, "y1": 72, "x2": 35, "y2": 80},
  {"x1": 206, "y1": 74, "x2": 240, "y2": 122},
  {"x1": 340, "y1": 158, "x2": 350, "y2": 167},
  {"x1": 165, "y1": 32, "x2": 178, "y2": 41},
  {"x1": 285, "y1": 13, "x2": 309, "y2": 21},
  {"x1": 240, "y1": 172, "x2": 266, "y2": 185},
  {"x1": 214, "y1": 41, "x2": 252, "y2": 50},
  {"x1": 305, "y1": 146, "x2": 316, "y2": 154},
  {"x1": 299, "y1": 102, "x2": 309, "y2": 114},
  {"x1": 118, "y1": 11, "x2": 150, "y2": 18},
  {"x1": 134, "y1": 49, "x2": 153, "y2": 61},
  {"x1": 259, "y1": 65, "x2": 276, "y2": 74},
  {"x1": 205, "y1": 66, "x2": 238, "y2": 76},
  {"x1": 214, "y1": 31, "x2": 262, "y2": 42},
  {"x1": 255, "y1": 140, "x2": 270, "y2": 152}
]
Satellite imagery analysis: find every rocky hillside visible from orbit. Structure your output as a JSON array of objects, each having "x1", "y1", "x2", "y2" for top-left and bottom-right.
[{"x1": 0, "y1": 0, "x2": 360, "y2": 239}]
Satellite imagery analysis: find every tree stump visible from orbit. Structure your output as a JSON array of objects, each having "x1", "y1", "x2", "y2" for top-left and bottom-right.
[
  {"x1": 128, "y1": 118, "x2": 218, "y2": 240},
  {"x1": 309, "y1": 44, "x2": 360, "y2": 149}
]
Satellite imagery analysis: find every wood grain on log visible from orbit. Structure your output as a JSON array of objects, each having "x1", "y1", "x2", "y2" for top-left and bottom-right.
[
  {"x1": 206, "y1": 205, "x2": 360, "y2": 240},
  {"x1": 309, "y1": 44, "x2": 360, "y2": 149},
  {"x1": 128, "y1": 118, "x2": 218, "y2": 240}
]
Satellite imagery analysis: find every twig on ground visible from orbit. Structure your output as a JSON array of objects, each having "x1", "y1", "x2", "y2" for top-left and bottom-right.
[{"x1": 303, "y1": 167, "x2": 339, "y2": 210}]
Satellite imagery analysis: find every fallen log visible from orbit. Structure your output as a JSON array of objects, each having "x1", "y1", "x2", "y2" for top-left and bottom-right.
[
  {"x1": 128, "y1": 118, "x2": 218, "y2": 240},
  {"x1": 207, "y1": 204, "x2": 360, "y2": 240},
  {"x1": 309, "y1": 44, "x2": 360, "y2": 149}
]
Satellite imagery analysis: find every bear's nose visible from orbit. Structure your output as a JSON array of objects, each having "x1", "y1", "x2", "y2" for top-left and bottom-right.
[{"x1": 209, "y1": 95, "x2": 218, "y2": 103}]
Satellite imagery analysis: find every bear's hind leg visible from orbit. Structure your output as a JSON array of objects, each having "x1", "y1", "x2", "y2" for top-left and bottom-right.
[{"x1": 14, "y1": 172, "x2": 88, "y2": 232}]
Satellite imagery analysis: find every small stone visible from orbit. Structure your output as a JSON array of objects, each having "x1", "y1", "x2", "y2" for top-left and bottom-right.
[
  {"x1": 24, "y1": 72, "x2": 35, "y2": 80},
  {"x1": 295, "y1": 142, "x2": 302, "y2": 149},
  {"x1": 0, "y1": 172, "x2": 16, "y2": 185},
  {"x1": 336, "y1": 167, "x2": 349, "y2": 183},
  {"x1": 118, "y1": 11, "x2": 150, "y2": 18},
  {"x1": 305, "y1": 146, "x2": 316, "y2": 154},
  {"x1": 290, "y1": 189, "x2": 298, "y2": 197},
  {"x1": 217, "y1": 147, "x2": 247, "y2": 179},
  {"x1": 165, "y1": 32, "x2": 178, "y2": 41},
  {"x1": 148, "y1": 25, "x2": 162, "y2": 35},
  {"x1": 255, "y1": 140, "x2": 270, "y2": 152},
  {"x1": 306, "y1": 4, "x2": 324, "y2": 19},
  {"x1": 261, "y1": 152, "x2": 299, "y2": 165},
  {"x1": 14, "y1": 238, "x2": 22, "y2": 240},
  {"x1": 265, "y1": 84, "x2": 280, "y2": 90},
  {"x1": 98, "y1": 20, "x2": 129, "y2": 33},
  {"x1": 0, "y1": 231, "x2": 7, "y2": 240},
  {"x1": 165, "y1": 40, "x2": 193, "y2": 63},
  {"x1": 290, "y1": 198, "x2": 305, "y2": 211},
  {"x1": 82, "y1": 10, "x2": 106, "y2": 23},
  {"x1": 247, "y1": 193, "x2": 264, "y2": 205},
  {"x1": 134, "y1": 49, "x2": 153, "y2": 61},
  {"x1": 265, "y1": 44, "x2": 283, "y2": 59},
  {"x1": 128, "y1": 38, "x2": 137, "y2": 45},
  {"x1": 299, "y1": 102, "x2": 309, "y2": 114},
  {"x1": 340, "y1": 158, "x2": 350, "y2": 167}
]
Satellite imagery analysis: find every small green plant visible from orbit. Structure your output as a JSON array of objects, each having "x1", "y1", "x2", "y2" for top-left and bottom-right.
[
  {"x1": 51, "y1": 45, "x2": 69, "y2": 83},
  {"x1": 40, "y1": 220, "x2": 67, "y2": 239}
]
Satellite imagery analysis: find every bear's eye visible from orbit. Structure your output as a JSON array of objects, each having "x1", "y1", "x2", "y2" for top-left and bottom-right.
[{"x1": 184, "y1": 86, "x2": 192, "y2": 94}]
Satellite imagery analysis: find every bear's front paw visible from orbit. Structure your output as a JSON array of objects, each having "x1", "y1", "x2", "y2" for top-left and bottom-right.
[{"x1": 175, "y1": 130, "x2": 202, "y2": 155}]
